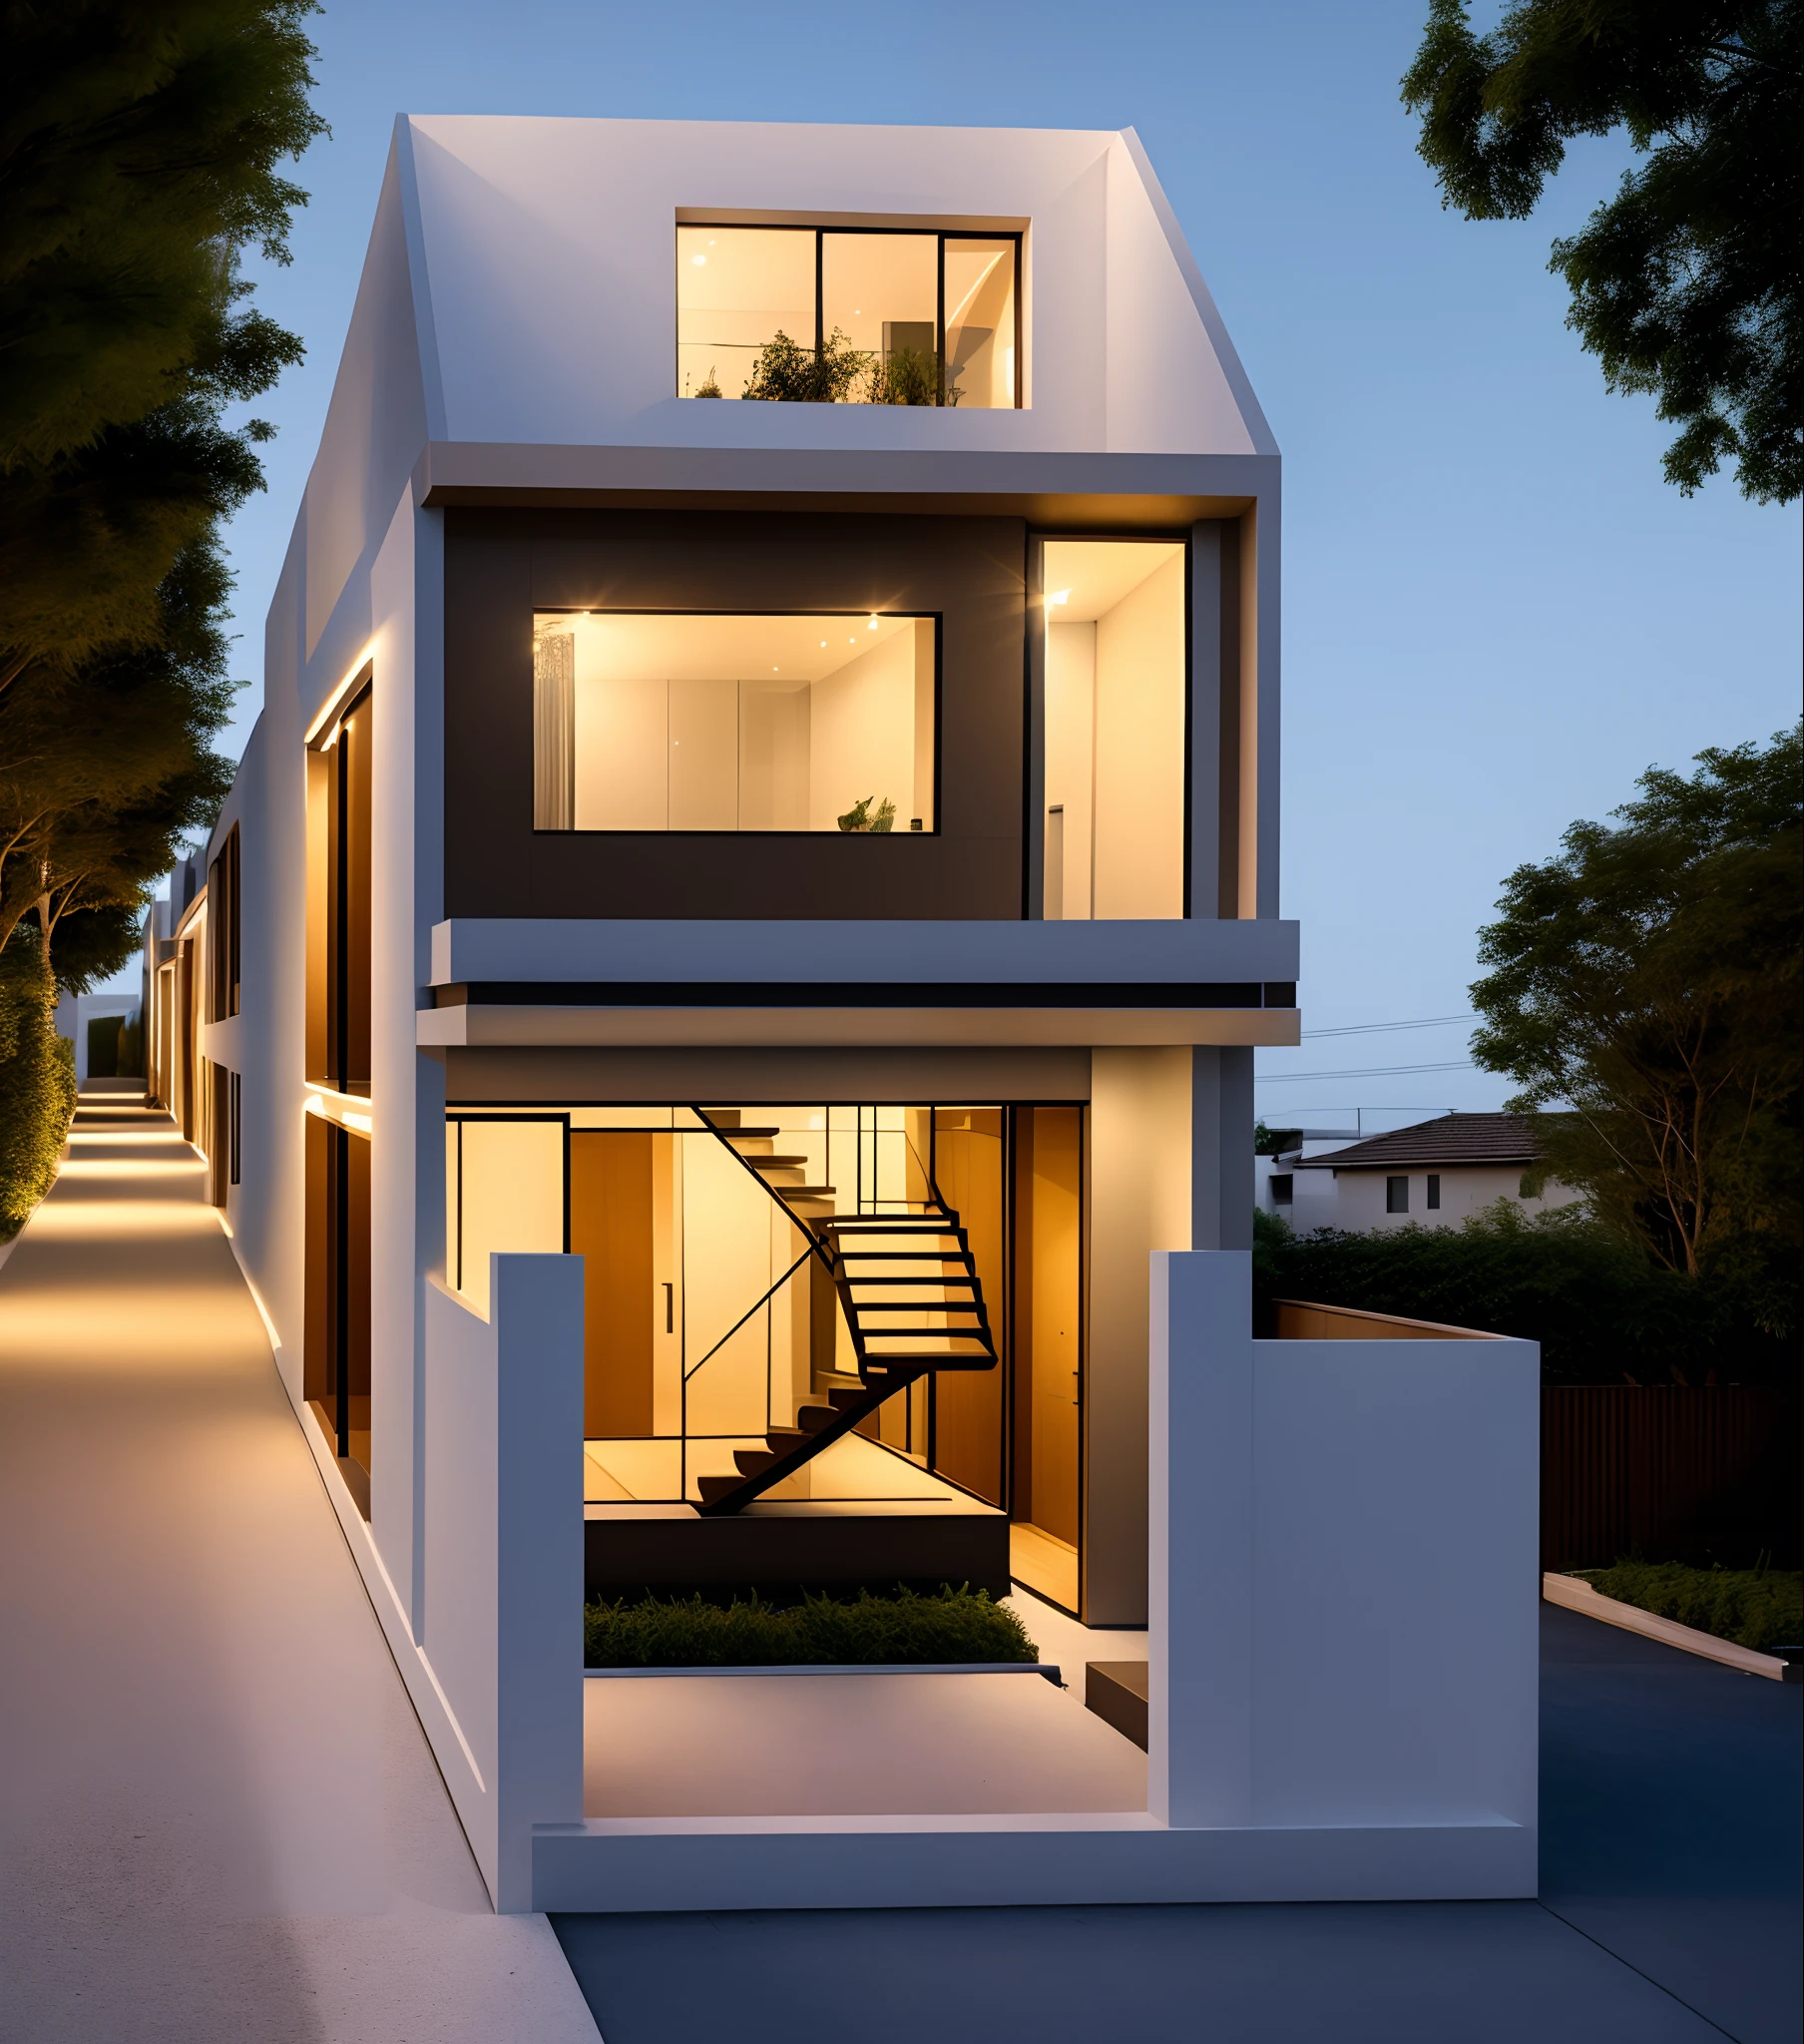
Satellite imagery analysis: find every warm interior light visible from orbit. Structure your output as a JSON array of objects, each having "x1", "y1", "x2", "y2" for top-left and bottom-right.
[
  {"x1": 343, "y1": 1112, "x2": 372, "y2": 1134},
  {"x1": 1047, "y1": 590, "x2": 1072, "y2": 607},
  {"x1": 305, "y1": 1094, "x2": 324, "y2": 1115},
  {"x1": 867, "y1": 617, "x2": 880, "y2": 630},
  {"x1": 691, "y1": 255, "x2": 706, "y2": 265}
]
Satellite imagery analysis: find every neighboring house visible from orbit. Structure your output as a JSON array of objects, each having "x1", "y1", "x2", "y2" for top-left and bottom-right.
[
  {"x1": 53, "y1": 991, "x2": 142, "y2": 1083},
  {"x1": 141, "y1": 117, "x2": 1537, "y2": 1916},
  {"x1": 1267, "y1": 1112, "x2": 1581, "y2": 1230}
]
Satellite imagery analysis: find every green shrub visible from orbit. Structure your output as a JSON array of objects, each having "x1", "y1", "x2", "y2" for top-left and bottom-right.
[
  {"x1": 584, "y1": 1583, "x2": 1038, "y2": 1669},
  {"x1": 0, "y1": 930, "x2": 77, "y2": 1241},
  {"x1": 1253, "y1": 1201, "x2": 1794, "y2": 1384},
  {"x1": 1583, "y1": 1559, "x2": 1802, "y2": 1651}
]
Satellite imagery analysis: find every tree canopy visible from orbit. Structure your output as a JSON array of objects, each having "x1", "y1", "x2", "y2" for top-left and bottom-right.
[
  {"x1": 0, "y1": 0, "x2": 321, "y2": 689},
  {"x1": 1470, "y1": 725, "x2": 1802, "y2": 1328},
  {"x1": 0, "y1": 2, "x2": 321, "y2": 991},
  {"x1": 1403, "y1": 1, "x2": 1803, "y2": 503}
]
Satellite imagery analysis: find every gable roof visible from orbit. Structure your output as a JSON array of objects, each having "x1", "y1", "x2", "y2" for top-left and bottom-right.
[{"x1": 1293, "y1": 1113, "x2": 1541, "y2": 1173}]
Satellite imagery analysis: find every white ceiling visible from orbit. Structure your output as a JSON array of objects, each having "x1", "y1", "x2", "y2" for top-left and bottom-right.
[
  {"x1": 535, "y1": 609, "x2": 916, "y2": 683},
  {"x1": 1042, "y1": 539, "x2": 1183, "y2": 623}
]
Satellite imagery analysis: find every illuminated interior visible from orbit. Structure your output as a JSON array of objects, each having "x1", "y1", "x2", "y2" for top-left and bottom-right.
[
  {"x1": 445, "y1": 1100, "x2": 1084, "y2": 1605},
  {"x1": 1041, "y1": 539, "x2": 1187, "y2": 921},
  {"x1": 676, "y1": 224, "x2": 1020, "y2": 407},
  {"x1": 533, "y1": 611, "x2": 936, "y2": 833}
]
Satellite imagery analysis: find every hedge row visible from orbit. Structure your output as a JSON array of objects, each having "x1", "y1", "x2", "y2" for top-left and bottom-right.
[
  {"x1": 0, "y1": 933, "x2": 77, "y2": 1242},
  {"x1": 1253, "y1": 1204, "x2": 1794, "y2": 1384},
  {"x1": 584, "y1": 1584, "x2": 1039, "y2": 1668},
  {"x1": 1583, "y1": 1560, "x2": 1802, "y2": 1652}
]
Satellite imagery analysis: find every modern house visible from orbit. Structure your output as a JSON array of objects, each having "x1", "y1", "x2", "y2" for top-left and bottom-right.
[
  {"x1": 1262, "y1": 1111, "x2": 1580, "y2": 1230},
  {"x1": 146, "y1": 116, "x2": 1538, "y2": 1914}
]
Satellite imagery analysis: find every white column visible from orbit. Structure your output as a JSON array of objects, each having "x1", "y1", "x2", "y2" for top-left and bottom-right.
[{"x1": 1148, "y1": 1249, "x2": 1253, "y2": 1827}]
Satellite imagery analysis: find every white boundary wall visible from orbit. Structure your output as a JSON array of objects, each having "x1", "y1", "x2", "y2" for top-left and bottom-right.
[{"x1": 531, "y1": 1250, "x2": 1540, "y2": 1910}]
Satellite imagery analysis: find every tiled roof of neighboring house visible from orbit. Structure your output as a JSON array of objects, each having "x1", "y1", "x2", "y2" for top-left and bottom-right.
[{"x1": 1292, "y1": 1112, "x2": 1542, "y2": 1172}]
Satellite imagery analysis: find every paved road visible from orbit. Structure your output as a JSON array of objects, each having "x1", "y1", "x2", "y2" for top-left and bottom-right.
[
  {"x1": 555, "y1": 1577, "x2": 1800, "y2": 2042},
  {"x1": 0, "y1": 1095, "x2": 601, "y2": 2043}
]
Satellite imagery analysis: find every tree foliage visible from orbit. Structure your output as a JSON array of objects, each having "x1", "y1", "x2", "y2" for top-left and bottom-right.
[
  {"x1": 0, "y1": 2, "x2": 322, "y2": 687},
  {"x1": 1403, "y1": 1, "x2": 1803, "y2": 502},
  {"x1": 1469, "y1": 726, "x2": 1802, "y2": 1326},
  {"x1": 0, "y1": 924, "x2": 76, "y2": 1239},
  {"x1": 0, "y1": 2, "x2": 319, "y2": 1005},
  {"x1": 1251, "y1": 1201, "x2": 1790, "y2": 1383}
]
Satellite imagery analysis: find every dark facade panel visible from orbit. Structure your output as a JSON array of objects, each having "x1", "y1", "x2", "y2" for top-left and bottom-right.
[{"x1": 444, "y1": 507, "x2": 1029, "y2": 920}]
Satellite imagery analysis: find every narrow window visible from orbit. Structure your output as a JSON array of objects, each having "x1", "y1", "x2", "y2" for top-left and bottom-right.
[
  {"x1": 1270, "y1": 1173, "x2": 1293, "y2": 1207},
  {"x1": 1041, "y1": 538, "x2": 1187, "y2": 920},
  {"x1": 228, "y1": 1069, "x2": 241, "y2": 1187},
  {"x1": 307, "y1": 679, "x2": 371, "y2": 1093},
  {"x1": 1426, "y1": 1173, "x2": 1440, "y2": 1210},
  {"x1": 1386, "y1": 1176, "x2": 1409, "y2": 1214}
]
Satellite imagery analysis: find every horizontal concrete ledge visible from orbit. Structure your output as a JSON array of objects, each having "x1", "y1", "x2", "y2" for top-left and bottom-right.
[
  {"x1": 1543, "y1": 1573, "x2": 1798, "y2": 1681},
  {"x1": 585, "y1": 1662, "x2": 1061, "y2": 1681},
  {"x1": 416, "y1": 440, "x2": 1276, "y2": 522},
  {"x1": 423, "y1": 1007, "x2": 1301, "y2": 1050},
  {"x1": 434, "y1": 981, "x2": 1295, "y2": 1011},
  {"x1": 530, "y1": 1818, "x2": 1536, "y2": 1913},
  {"x1": 429, "y1": 916, "x2": 1301, "y2": 988}
]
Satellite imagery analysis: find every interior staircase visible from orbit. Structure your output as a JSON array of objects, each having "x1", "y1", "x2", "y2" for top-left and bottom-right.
[{"x1": 689, "y1": 1110, "x2": 999, "y2": 1516}]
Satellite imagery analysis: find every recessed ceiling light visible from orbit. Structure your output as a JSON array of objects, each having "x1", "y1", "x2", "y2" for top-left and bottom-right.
[
  {"x1": 691, "y1": 255, "x2": 705, "y2": 265},
  {"x1": 819, "y1": 640, "x2": 827, "y2": 648}
]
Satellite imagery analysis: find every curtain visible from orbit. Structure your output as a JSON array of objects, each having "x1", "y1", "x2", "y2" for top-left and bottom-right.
[{"x1": 533, "y1": 633, "x2": 576, "y2": 829}]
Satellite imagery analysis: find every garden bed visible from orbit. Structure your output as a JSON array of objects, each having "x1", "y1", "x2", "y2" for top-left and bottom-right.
[
  {"x1": 584, "y1": 1583, "x2": 1038, "y2": 1670},
  {"x1": 1544, "y1": 1565, "x2": 1800, "y2": 1682}
]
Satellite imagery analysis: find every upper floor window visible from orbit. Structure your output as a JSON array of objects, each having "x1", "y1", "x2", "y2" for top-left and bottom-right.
[
  {"x1": 533, "y1": 610, "x2": 937, "y2": 834},
  {"x1": 676, "y1": 225, "x2": 1020, "y2": 408}
]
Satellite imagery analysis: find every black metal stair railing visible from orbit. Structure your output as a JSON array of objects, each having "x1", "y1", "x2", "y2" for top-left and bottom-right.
[{"x1": 686, "y1": 1110, "x2": 999, "y2": 1515}]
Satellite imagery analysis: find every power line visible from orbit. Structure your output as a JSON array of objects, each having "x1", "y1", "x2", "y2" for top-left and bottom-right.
[
  {"x1": 1300, "y1": 1014, "x2": 1473, "y2": 1039},
  {"x1": 1254, "y1": 1058, "x2": 1478, "y2": 1083}
]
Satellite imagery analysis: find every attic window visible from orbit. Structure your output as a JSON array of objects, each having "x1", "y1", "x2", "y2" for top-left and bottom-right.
[{"x1": 676, "y1": 225, "x2": 1020, "y2": 407}]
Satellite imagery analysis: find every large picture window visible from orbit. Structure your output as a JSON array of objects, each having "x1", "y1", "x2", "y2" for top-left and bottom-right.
[
  {"x1": 676, "y1": 224, "x2": 1020, "y2": 408},
  {"x1": 533, "y1": 611, "x2": 937, "y2": 834}
]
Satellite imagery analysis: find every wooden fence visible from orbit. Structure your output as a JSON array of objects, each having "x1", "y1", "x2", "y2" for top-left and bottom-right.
[{"x1": 1542, "y1": 1385, "x2": 1795, "y2": 1570}]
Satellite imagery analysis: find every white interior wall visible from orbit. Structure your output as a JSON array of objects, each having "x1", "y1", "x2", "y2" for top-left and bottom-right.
[
  {"x1": 1045, "y1": 621, "x2": 1095, "y2": 917},
  {"x1": 455, "y1": 1121, "x2": 565, "y2": 1315},
  {"x1": 574, "y1": 674, "x2": 666, "y2": 829},
  {"x1": 1094, "y1": 552, "x2": 1185, "y2": 919},
  {"x1": 807, "y1": 627, "x2": 920, "y2": 831}
]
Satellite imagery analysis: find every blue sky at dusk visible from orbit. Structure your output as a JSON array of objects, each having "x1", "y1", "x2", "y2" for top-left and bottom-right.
[{"x1": 152, "y1": 0, "x2": 1801, "y2": 1117}]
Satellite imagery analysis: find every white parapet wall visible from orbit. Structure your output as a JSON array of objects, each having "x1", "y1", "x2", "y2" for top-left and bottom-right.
[{"x1": 418, "y1": 1255, "x2": 586, "y2": 1909}]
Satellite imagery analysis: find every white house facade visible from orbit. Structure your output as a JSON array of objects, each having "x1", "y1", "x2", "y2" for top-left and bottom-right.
[{"x1": 143, "y1": 116, "x2": 1539, "y2": 1914}]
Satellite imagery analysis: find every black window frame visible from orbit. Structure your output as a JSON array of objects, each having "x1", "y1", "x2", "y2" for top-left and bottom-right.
[
  {"x1": 1426, "y1": 1173, "x2": 1440, "y2": 1210},
  {"x1": 1386, "y1": 1175, "x2": 1409, "y2": 1215},
  {"x1": 676, "y1": 222, "x2": 1025, "y2": 409}
]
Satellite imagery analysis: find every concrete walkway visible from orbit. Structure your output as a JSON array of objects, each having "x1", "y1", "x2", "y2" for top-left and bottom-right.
[{"x1": 0, "y1": 1094, "x2": 602, "y2": 2043}]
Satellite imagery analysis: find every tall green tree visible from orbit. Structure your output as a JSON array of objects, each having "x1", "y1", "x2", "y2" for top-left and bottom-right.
[
  {"x1": 0, "y1": 0, "x2": 323, "y2": 688},
  {"x1": 1470, "y1": 726, "x2": 1802, "y2": 1326},
  {"x1": 1403, "y1": 1, "x2": 1803, "y2": 503}
]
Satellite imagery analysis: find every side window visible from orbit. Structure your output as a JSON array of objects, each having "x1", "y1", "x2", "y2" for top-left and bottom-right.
[
  {"x1": 1270, "y1": 1173, "x2": 1293, "y2": 1207},
  {"x1": 1426, "y1": 1173, "x2": 1440, "y2": 1210},
  {"x1": 1386, "y1": 1176, "x2": 1409, "y2": 1215}
]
